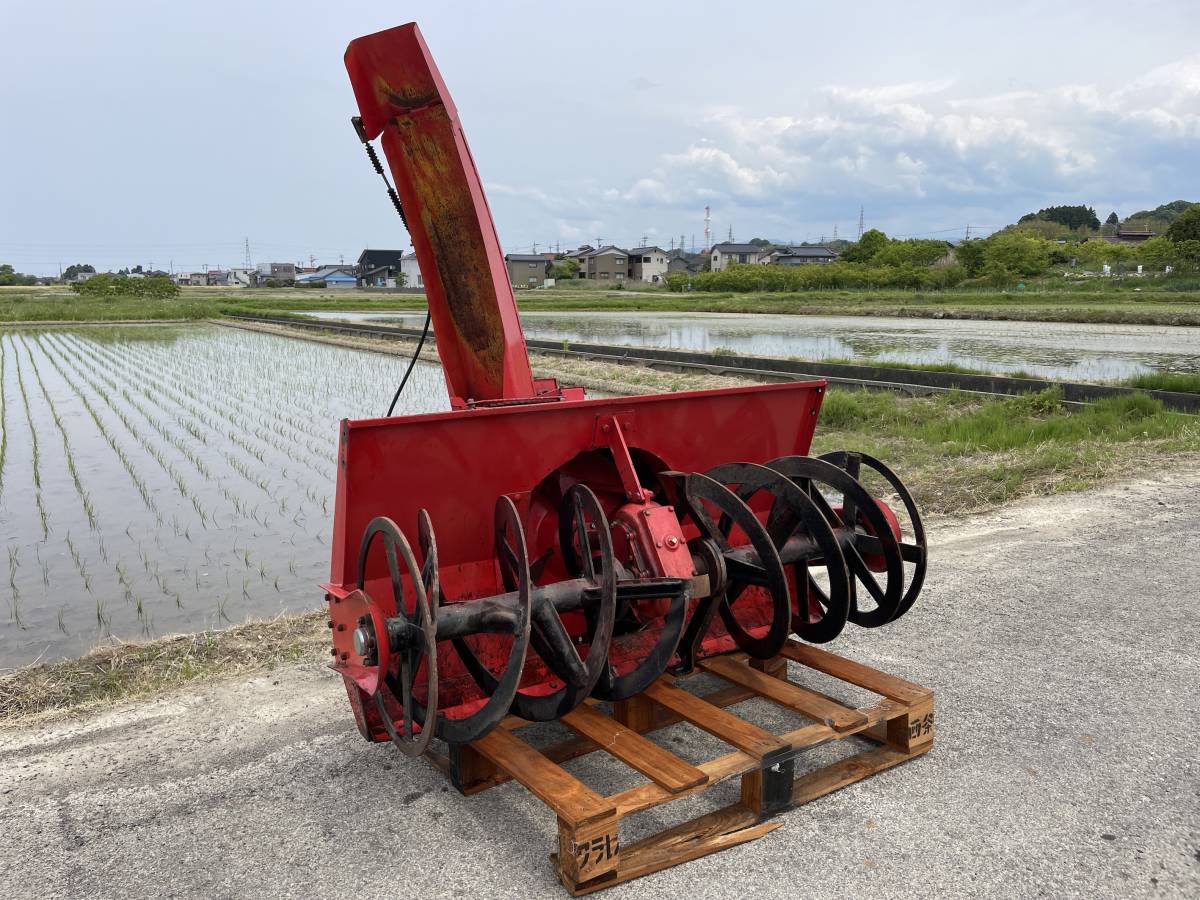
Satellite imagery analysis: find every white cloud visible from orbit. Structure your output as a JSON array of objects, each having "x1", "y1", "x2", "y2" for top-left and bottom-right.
[{"x1": 486, "y1": 57, "x2": 1200, "y2": 245}]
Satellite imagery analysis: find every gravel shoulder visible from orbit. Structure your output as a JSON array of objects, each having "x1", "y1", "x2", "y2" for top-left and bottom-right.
[{"x1": 2, "y1": 471, "x2": 1198, "y2": 899}]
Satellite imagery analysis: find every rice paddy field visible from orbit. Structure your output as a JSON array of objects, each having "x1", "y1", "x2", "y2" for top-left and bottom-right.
[{"x1": 0, "y1": 324, "x2": 449, "y2": 667}]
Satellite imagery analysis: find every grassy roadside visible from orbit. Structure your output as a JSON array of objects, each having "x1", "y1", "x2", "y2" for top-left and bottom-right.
[{"x1": 0, "y1": 612, "x2": 327, "y2": 727}]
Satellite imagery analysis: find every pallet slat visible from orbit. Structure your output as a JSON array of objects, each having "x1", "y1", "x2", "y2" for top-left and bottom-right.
[
  {"x1": 561, "y1": 703, "x2": 708, "y2": 794},
  {"x1": 606, "y1": 699, "x2": 894, "y2": 817},
  {"x1": 792, "y1": 745, "x2": 926, "y2": 806},
  {"x1": 779, "y1": 641, "x2": 932, "y2": 704},
  {"x1": 562, "y1": 804, "x2": 782, "y2": 896},
  {"x1": 471, "y1": 726, "x2": 614, "y2": 828},
  {"x1": 641, "y1": 680, "x2": 790, "y2": 763},
  {"x1": 700, "y1": 655, "x2": 868, "y2": 732}
]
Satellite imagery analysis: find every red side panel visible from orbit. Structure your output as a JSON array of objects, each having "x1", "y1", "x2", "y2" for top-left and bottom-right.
[
  {"x1": 345, "y1": 23, "x2": 535, "y2": 404},
  {"x1": 328, "y1": 380, "x2": 826, "y2": 708}
]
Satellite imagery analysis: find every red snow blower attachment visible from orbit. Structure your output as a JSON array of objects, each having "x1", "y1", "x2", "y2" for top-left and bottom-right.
[{"x1": 324, "y1": 23, "x2": 927, "y2": 764}]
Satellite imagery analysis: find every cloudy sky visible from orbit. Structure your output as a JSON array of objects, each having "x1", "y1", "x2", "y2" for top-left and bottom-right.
[{"x1": 2, "y1": 1, "x2": 1198, "y2": 274}]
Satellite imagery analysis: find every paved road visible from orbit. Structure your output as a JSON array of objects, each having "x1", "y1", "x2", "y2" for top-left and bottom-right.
[{"x1": 3, "y1": 472, "x2": 1198, "y2": 899}]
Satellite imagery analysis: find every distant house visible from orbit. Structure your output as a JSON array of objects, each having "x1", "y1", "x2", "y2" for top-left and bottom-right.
[
  {"x1": 626, "y1": 246, "x2": 669, "y2": 283},
  {"x1": 765, "y1": 246, "x2": 839, "y2": 266},
  {"x1": 562, "y1": 245, "x2": 593, "y2": 278},
  {"x1": 228, "y1": 268, "x2": 253, "y2": 287},
  {"x1": 709, "y1": 242, "x2": 765, "y2": 272},
  {"x1": 251, "y1": 262, "x2": 296, "y2": 286},
  {"x1": 400, "y1": 252, "x2": 423, "y2": 289},
  {"x1": 666, "y1": 249, "x2": 706, "y2": 276},
  {"x1": 206, "y1": 270, "x2": 230, "y2": 286},
  {"x1": 583, "y1": 246, "x2": 628, "y2": 282},
  {"x1": 186, "y1": 273, "x2": 207, "y2": 287},
  {"x1": 296, "y1": 265, "x2": 358, "y2": 288},
  {"x1": 356, "y1": 249, "x2": 408, "y2": 288},
  {"x1": 1106, "y1": 229, "x2": 1157, "y2": 245},
  {"x1": 505, "y1": 253, "x2": 552, "y2": 288}
]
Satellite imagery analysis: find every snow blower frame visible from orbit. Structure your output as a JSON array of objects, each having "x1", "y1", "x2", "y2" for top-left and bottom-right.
[{"x1": 323, "y1": 22, "x2": 932, "y2": 892}]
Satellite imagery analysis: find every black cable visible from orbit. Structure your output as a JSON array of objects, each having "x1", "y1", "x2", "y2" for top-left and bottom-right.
[
  {"x1": 353, "y1": 116, "x2": 428, "y2": 417},
  {"x1": 385, "y1": 311, "x2": 431, "y2": 417}
]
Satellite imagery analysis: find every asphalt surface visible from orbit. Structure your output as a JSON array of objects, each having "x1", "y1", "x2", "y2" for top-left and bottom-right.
[{"x1": 2, "y1": 472, "x2": 1198, "y2": 899}]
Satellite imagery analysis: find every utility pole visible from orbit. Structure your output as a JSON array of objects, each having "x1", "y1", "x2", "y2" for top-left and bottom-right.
[
  {"x1": 640, "y1": 234, "x2": 648, "y2": 247},
  {"x1": 669, "y1": 237, "x2": 675, "y2": 250},
  {"x1": 965, "y1": 225, "x2": 971, "y2": 240}
]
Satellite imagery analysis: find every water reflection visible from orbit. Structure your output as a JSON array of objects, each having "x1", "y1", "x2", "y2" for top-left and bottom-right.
[{"x1": 303, "y1": 310, "x2": 1200, "y2": 382}]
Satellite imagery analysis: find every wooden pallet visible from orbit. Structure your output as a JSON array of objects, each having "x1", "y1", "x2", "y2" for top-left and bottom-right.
[{"x1": 423, "y1": 639, "x2": 934, "y2": 895}]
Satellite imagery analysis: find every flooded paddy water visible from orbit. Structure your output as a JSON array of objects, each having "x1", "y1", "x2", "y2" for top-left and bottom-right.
[
  {"x1": 307, "y1": 310, "x2": 1200, "y2": 382},
  {"x1": 0, "y1": 324, "x2": 448, "y2": 666}
]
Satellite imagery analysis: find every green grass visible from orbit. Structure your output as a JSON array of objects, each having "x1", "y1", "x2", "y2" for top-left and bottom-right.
[
  {"x1": 0, "y1": 612, "x2": 326, "y2": 725},
  {"x1": 1123, "y1": 372, "x2": 1200, "y2": 394},
  {"x1": 810, "y1": 387, "x2": 1199, "y2": 514}
]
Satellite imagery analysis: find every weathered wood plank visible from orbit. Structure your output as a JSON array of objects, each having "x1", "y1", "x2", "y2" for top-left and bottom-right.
[
  {"x1": 607, "y1": 698, "x2": 894, "y2": 818},
  {"x1": 560, "y1": 803, "x2": 781, "y2": 895},
  {"x1": 700, "y1": 655, "x2": 869, "y2": 732},
  {"x1": 641, "y1": 679, "x2": 789, "y2": 761},
  {"x1": 779, "y1": 641, "x2": 932, "y2": 704},
  {"x1": 561, "y1": 703, "x2": 708, "y2": 794},
  {"x1": 471, "y1": 727, "x2": 614, "y2": 828},
  {"x1": 792, "y1": 745, "x2": 925, "y2": 806}
]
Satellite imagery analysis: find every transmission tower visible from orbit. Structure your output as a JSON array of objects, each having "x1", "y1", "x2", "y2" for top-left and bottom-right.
[
  {"x1": 857, "y1": 207, "x2": 864, "y2": 240},
  {"x1": 243, "y1": 237, "x2": 252, "y2": 269}
]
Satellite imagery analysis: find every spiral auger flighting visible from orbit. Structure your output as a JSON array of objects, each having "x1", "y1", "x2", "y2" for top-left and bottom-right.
[{"x1": 329, "y1": 450, "x2": 927, "y2": 749}]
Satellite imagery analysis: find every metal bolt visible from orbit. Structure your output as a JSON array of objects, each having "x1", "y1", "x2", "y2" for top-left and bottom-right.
[
  {"x1": 642, "y1": 508, "x2": 651, "y2": 517},
  {"x1": 601, "y1": 423, "x2": 611, "y2": 433},
  {"x1": 665, "y1": 535, "x2": 680, "y2": 549}
]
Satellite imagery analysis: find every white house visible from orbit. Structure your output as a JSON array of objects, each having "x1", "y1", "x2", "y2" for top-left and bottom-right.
[
  {"x1": 400, "y1": 252, "x2": 423, "y2": 288},
  {"x1": 709, "y1": 242, "x2": 765, "y2": 272},
  {"x1": 627, "y1": 246, "x2": 669, "y2": 283}
]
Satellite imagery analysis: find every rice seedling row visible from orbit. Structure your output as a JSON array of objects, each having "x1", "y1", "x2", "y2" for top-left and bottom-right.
[{"x1": 0, "y1": 324, "x2": 448, "y2": 665}]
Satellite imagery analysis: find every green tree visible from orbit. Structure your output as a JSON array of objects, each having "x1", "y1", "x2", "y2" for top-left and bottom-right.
[
  {"x1": 1018, "y1": 205, "x2": 1100, "y2": 231},
  {"x1": 983, "y1": 233, "x2": 1053, "y2": 277},
  {"x1": 63, "y1": 263, "x2": 95, "y2": 280},
  {"x1": 1165, "y1": 205, "x2": 1200, "y2": 243},
  {"x1": 1076, "y1": 239, "x2": 1130, "y2": 268},
  {"x1": 1134, "y1": 236, "x2": 1175, "y2": 270},
  {"x1": 0, "y1": 264, "x2": 37, "y2": 286},
  {"x1": 1105, "y1": 211, "x2": 1119, "y2": 226},
  {"x1": 748, "y1": 237, "x2": 772, "y2": 247},
  {"x1": 954, "y1": 240, "x2": 985, "y2": 276},
  {"x1": 983, "y1": 259, "x2": 1013, "y2": 287},
  {"x1": 842, "y1": 229, "x2": 888, "y2": 263},
  {"x1": 551, "y1": 258, "x2": 580, "y2": 280}
]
